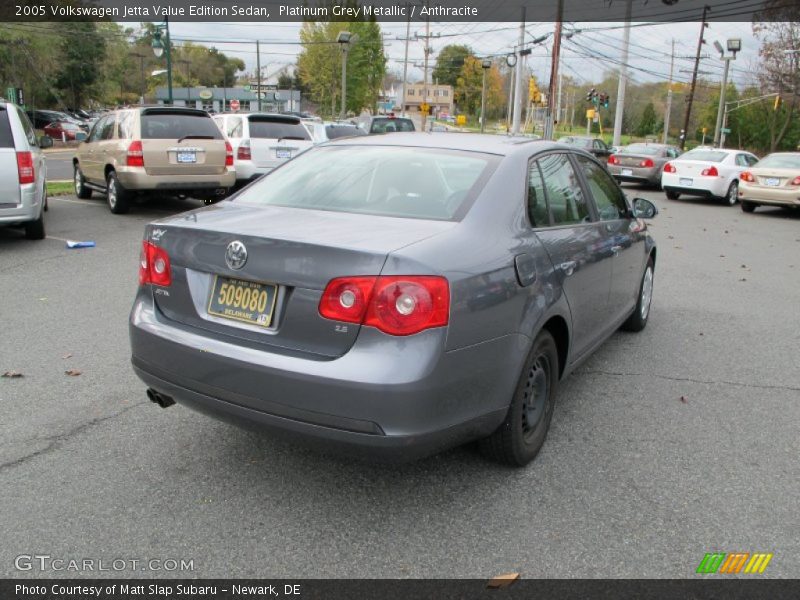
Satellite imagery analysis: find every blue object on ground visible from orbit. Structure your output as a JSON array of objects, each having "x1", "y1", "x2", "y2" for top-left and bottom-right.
[{"x1": 66, "y1": 240, "x2": 96, "y2": 249}]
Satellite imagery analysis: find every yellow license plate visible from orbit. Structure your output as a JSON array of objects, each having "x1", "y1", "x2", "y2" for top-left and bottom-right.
[{"x1": 208, "y1": 276, "x2": 277, "y2": 327}]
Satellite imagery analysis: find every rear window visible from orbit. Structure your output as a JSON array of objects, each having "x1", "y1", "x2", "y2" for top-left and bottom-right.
[
  {"x1": 248, "y1": 117, "x2": 311, "y2": 140},
  {"x1": 235, "y1": 145, "x2": 497, "y2": 221},
  {"x1": 623, "y1": 144, "x2": 662, "y2": 156},
  {"x1": 326, "y1": 125, "x2": 364, "y2": 139},
  {"x1": 140, "y1": 111, "x2": 222, "y2": 140},
  {"x1": 369, "y1": 118, "x2": 415, "y2": 133},
  {"x1": 755, "y1": 154, "x2": 800, "y2": 169},
  {"x1": 0, "y1": 108, "x2": 14, "y2": 148},
  {"x1": 558, "y1": 137, "x2": 592, "y2": 149},
  {"x1": 681, "y1": 150, "x2": 727, "y2": 162}
]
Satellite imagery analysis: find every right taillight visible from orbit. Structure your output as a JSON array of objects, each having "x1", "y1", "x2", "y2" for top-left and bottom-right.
[
  {"x1": 608, "y1": 155, "x2": 619, "y2": 165},
  {"x1": 16, "y1": 151, "x2": 34, "y2": 184},
  {"x1": 225, "y1": 140, "x2": 234, "y2": 166},
  {"x1": 790, "y1": 176, "x2": 800, "y2": 186},
  {"x1": 740, "y1": 171, "x2": 755, "y2": 183},
  {"x1": 127, "y1": 140, "x2": 144, "y2": 167},
  {"x1": 319, "y1": 275, "x2": 450, "y2": 336},
  {"x1": 139, "y1": 240, "x2": 172, "y2": 287},
  {"x1": 663, "y1": 162, "x2": 676, "y2": 173},
  {"x1": 237, "y1": 139, "x2": 251, "y2": 160}
]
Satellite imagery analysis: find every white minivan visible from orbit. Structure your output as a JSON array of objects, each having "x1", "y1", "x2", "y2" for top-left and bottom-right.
[
  {"x1": 0, "y1": 99, "x2": 53, "y2": 240},
  {"x1": 213, "y1": 113, "x2": 313, "y2": 188}
]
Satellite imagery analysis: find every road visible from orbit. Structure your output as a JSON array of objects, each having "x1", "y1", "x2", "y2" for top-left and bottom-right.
[
  {"x1": 44, "y1": 150, "x2": 76, "y2": 181},
  {"x1": 1, "y1": 188, "x2": 798, "y2": 578}
]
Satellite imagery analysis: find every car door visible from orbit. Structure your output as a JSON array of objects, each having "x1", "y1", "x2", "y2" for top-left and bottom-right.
[
  {"x1": 527, "y1": 152, "x2": 614, "y2": 360},
  {"x1": 79, "y1": 115, "x2": 107, "y2": 184},
  {"x1": 575, "y1": 154, "x2": 645, "y2": 323},
  {"x1": 97, "y1": 113, "x2": 118, "y2": 179}
]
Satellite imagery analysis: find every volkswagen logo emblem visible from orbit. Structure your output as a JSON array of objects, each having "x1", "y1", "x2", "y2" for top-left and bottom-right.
[{"x1": 225, "y1": 240, "x2": 248, "y2": 270}]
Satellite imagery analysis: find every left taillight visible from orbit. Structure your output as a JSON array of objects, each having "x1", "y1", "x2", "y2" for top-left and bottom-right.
[
  {"x1": 790, "y1": 176, "x2": 800, "y2": 186},
  {"x1": 225, "y1": 140, "x2": 234, "y2": 166},
  {"x1": 139, "y1": 240, "x2": 172, "y2": 287},
  {"x1": 16, "y1": 151, "x2": 34, "y2": 184},
  {"x1": 319, "y1": 275, "x2": 450, "y2": 336}
]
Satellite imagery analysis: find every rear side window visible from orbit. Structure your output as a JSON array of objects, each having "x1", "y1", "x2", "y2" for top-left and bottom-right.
[
  {"x1": 140, "y1": 111, "x2": 222, "y2": 140},
  {"x1": 234, "y1": 145, "x2": 496, "y2": 221},
  {"x1": 527, "y1": 161, "x2": 550, "y2": 227},
  {"x1": 537, "y1": 153, "x2": 590, "y2": 226},
  {"x1": 247, "y1": 117, "x2": 310, "y2": 140},
  {"x1": 16, "y1": 107, "x2": 37, "y2": 146},
  {"x1": 0, "y1": 108, "x2": 15, "y2": 148},
  {"x1": 370, "y1": 118, "x2": 415, "y2": 133},
  {"x1": 118, "y1": 112, "x2": 134, "y2": 139}
]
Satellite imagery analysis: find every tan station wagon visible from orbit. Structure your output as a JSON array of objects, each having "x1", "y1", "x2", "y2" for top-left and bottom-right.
[{"x1": 73, "y1": 107, "x2": 235, "y2": 214}]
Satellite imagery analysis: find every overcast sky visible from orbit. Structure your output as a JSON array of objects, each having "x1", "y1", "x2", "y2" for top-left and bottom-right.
[{"x1": 162, "y1": 20, "x2": 760, "y2": 89}]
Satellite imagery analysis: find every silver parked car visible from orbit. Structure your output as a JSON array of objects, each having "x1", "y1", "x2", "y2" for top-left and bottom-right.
[
  {"x1": 130, "y1": 134, "x2": 658, "y2": 466},
  {"x1": 607, "y1": 143, "x2": 682, "y2": 188},
  {"x1": 0, "y1": 99, "x2": 53, "y2": 240}
]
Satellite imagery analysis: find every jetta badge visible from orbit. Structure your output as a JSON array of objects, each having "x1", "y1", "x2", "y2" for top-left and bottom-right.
[{"x1": 225, "y1": 240, "x2": 248, "y2": 270}]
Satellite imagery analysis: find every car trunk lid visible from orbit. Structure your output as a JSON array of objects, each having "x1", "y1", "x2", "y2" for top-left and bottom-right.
[{"x1": 146, "y1": 202, "x2": 454, "y2": 358}]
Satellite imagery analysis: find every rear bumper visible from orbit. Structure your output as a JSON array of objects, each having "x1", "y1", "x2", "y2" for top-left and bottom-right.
[
  {"x1": 739, "y1": 182, "x2": 800, "y2": 207},
  {"x1": 661, "y1": 174, "x2": 727, "y2": 197},
  {"x1": 0, "y1": 183, "x2": 39, "y2": 225},
  {"x1": 115, "y1": 166, "x2": 236, "y2": 191},
  {"x1": 232, "y1": 159, "x2": 274, "y2": 182},
  {"x1": 129, "y1": 293, "x2": 524, "y2": 461},
  {"x1": 608, "y1": 165, "x2": 660, "y2": 185}
]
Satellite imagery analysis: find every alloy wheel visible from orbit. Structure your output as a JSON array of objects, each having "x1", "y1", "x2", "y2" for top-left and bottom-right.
[{"x1": 641, "y1": 267, "x2": 654, "y2": 320}]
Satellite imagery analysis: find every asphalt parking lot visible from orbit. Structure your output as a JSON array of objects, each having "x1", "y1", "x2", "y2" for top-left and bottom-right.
[{"x1": 1, "y1": 188, "x2": 798, "y2": 579}]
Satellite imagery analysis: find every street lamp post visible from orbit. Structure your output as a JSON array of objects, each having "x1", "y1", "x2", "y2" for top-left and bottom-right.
[
  {"x1": 713, "y1": 38, "x2": 740, "y2": 148},
  {"x1": 337, "y1": 31, "x2": 353, "y2": 120},
  {"x1": 151, "y1": 17, "x2": 173, "y2": 105},
  {"x1": 480, "y1": 59, "x2": 492, "y2": 133}
]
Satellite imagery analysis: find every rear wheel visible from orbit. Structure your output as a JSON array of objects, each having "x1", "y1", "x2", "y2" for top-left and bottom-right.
[
  {"x1": 724, "y1": 180, "x2": 739, "y2": 205},
  {"x1": 741, "y1": 200, "x2": 756, "y2": 213},
  {"x1": 480, "y1": 330, "x2": 559, "y2": 467},
  {"x1": 622, "y1": 258, "x2": 654, "y2": 332},
  {"x1": 24, "y1": 211, "x2": 45, "y2": 240},
  {"x1": 106, "y1": 171, "x2": 130, "y2": 214},
  {"x1": 665, "y1": 190, "x2": 679, "y2": 200},
  {"x1": 74, "y1": 164, "x2": 92, "y2": 199}
]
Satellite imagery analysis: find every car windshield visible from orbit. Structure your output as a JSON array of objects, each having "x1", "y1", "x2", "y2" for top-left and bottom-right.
[
  {"x1": 681, "y1": 150, "x2": 727, "y2": 162},
  {"x1": 755, "y1": 154, "x2": 800, "y2": 169},
  {"x1": 234, "y1": 145, "x2": 496, "y2": 221},
  {"x1": 558, "y1": 137, "x2": 592, "y2": 148},
  {"x1": 248, "y1": 117, "x2": 311, "y2": 140},
  {"x1": 370, "y1": 118, "x2": 415, "y2": 133},
  {"x1": 623, "y1": 144, "x2": 661, "y2": 156},
  {"x1": 140, "y1": 110, "x2": 222, "y2": 140}
]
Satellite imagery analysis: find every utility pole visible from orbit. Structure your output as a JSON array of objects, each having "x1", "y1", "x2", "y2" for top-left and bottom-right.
[
  {"x1": 506, "y1": 63, "x2": 515, "y2": 129},
  {"x1": 712, "y1": 39, "x2": 740, "y2": 146},
  {"x1": 133, "y1": 52, "x2": 146, "y2": 105},
  {"x1": 681, "y1": 5, "x2": 710, "y2": 150},
  {"x1": 401, "y1": 2, "x2": 410, "y2": 117},
  {"x1": 663, "y1": 39, "x2": 674, "y2": 144},
  {"x1": 256, "y1": 40, "x2": 261, "y2": 112},
  {"x1": 612, "y1": 0, "x2": 632, "y2": 146},
  {"x1": 511, "y1": 7, "x2": 526, "y2": 134},
  {"x1": 421, "y1": 17, "x2": 431, "y2": 131},
  {"x1": 545, "y1": 2, "x2": 563, "y2": 141}
]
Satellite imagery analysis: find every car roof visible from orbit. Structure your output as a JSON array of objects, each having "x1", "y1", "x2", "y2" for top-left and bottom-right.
[{"x1": 326, "y1": 132, "x2": 563, "y2": 156}]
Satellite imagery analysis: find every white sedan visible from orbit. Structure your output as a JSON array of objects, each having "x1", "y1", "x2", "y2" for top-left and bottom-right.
[{"x1": 661, "y1": 148, "x2": 759, "y2": 205}]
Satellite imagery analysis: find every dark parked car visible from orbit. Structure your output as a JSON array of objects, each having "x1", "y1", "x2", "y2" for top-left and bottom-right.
[
  {"x1": 362, "y1": 115, "x2": 416, "y2": 134},
  {"x1": 557, "y1": 136, "x2": 613, "y2": 159},
  {"x1": 607, "y1": 143, "x2": 682, "y2": 187},
  {"x1": 130, "y1": 133, "x2": 657, "y2": 467}
]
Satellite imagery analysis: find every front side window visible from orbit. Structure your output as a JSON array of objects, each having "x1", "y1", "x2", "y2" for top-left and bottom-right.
[
  {"x1": 88, "y1": 116, "x2": 107, "y2": 142},
  {"x1": 576, "y1": 156, "x2": 628, "y2": 221},
  {"x1": 537, "y1": 153, "x2": 590, "y2": 226}
]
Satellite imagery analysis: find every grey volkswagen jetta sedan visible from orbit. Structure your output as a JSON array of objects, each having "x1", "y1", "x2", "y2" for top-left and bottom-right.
[{"x1": 130, "y1": 133, "x2": 658, "y2": 466}]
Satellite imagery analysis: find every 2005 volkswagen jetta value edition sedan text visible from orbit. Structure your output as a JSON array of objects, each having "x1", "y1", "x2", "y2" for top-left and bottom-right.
[{"x1": 130, "y1": 133, "x2": 658, "y2": 467}]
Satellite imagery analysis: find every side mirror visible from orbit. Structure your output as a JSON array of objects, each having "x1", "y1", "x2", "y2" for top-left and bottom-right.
[
  {"x1": 632, "y1": 197, "x2": 658, "y2": 219},
  {"x1": 39, "y1": 135, "x2": 53, "y2": 149}
]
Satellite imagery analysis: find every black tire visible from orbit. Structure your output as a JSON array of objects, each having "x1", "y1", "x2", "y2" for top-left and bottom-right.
[
  {"x1": 24, "y1": 211, "x2": 45, "y2": 240},
  {"x1": 723, "y1": 180, "x2": 739, "y2": 206},
  {"x1": 480, "y1": 330, "x2": 559, "y2": 467},
  {"x1": 74, "y1": 164, "x2": 92, "y2": 199},
  {"x1": 665, "y1": 190, "x2": 679, "y2": 200},
  {"x1": 622, "y1": 257, "x2": 655, "y2": 332},
  {"x1": 741, "y1": 200, "x2": 756, "y2": 213},
  {"x1": 106, "y1": 171, "x2": 130, "y2": 214}
]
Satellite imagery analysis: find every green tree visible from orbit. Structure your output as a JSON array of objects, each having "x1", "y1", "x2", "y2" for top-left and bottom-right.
[
  {"x1": 635, "y1": 102, "x2": 658, "y2": 137},
  {"x1": 432, "y1": 44, "x2": 473, "y2": 88},
  {"x1": 54, "y1": 22, "x2": 107, "y2": 108}
]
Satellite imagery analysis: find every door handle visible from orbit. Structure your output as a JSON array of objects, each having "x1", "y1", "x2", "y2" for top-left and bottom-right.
[
  {"x1": 559, "y1": 261, "x2": 577, "y2": 276},
  {"x1": 611, "y1": 245, "x2": 622, "y2": 256}
]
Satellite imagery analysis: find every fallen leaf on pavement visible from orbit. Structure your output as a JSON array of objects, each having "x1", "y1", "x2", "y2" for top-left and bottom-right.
[
  {"x1": 719, "y1": 254, "x2": 726, "y2": 258},
  {"x1": 699, "y1": 333, "x2": 704, "y2": 336},
  {"x1": 739, "y1": 278, "x2": 747, "y2": 282},
  {"x1": 740, "y1": 264, "x2": 747, "y2": 268},
  {"x1": 680, "y1": 396, "x2": 688, "y2": 404},
  {"x1": 487, "y1": 573, "x2": 520, "y2": 589},
  {"x1": 62, "y1": 353, "x2": 72, "y2": 360},
  {"x1": 724, "y1": 230, "x2": 730, "y2": 234},
  {"x1": 65, "y1": 369, "x2": 82, "y2": 376},
  {"x1": 667, "y1": 235, "x2": 674, "y2": 239},
  {"x1": 2, "y1": 371, "x2": 23, "y2": 378}
]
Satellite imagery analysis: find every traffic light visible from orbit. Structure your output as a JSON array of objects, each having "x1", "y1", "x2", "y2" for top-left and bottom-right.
[
  {"x1": 586, "y1": 87, "x2": 596, "y2": 103},
  {"x1": 774, "y1": 95, "x2": 782, "y2": 111},
  {"x1": 602, "y1": 93, "x2": 609, "y2": 108}
]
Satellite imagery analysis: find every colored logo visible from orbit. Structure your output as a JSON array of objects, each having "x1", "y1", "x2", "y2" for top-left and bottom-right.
[{"x1": 696, "y1": 552, "x2": 773, "y2": 574}]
